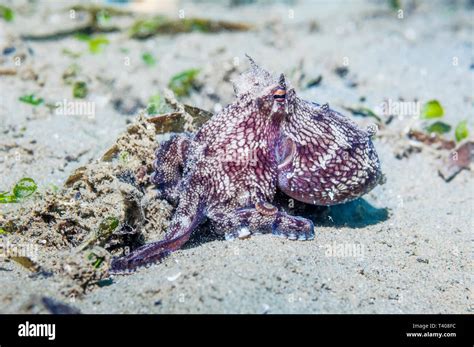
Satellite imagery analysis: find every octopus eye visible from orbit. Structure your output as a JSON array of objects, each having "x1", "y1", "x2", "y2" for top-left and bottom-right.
[{"x1": 273, "y1": 88, "x2": 286, "y2": 102}]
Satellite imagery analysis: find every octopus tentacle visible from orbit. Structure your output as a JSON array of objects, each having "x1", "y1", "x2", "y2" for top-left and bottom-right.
[
  {"x1": 208, "y1": 203, "x2": 314, "y2": 241},
  {"x1": 151, "y1": 134, "x2": 192, "y2": 204},
  {"x1": 110, "y1": 183, "x2": 205, "y2": 274}
]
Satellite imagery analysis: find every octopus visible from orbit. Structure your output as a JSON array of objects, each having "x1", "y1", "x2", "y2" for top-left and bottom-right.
[{"x1": 110, "y1": 56, "x2": 382, "y2": 273}]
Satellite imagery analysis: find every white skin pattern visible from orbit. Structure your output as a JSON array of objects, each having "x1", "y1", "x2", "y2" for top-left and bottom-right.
[{"x1": 110, "y1": 57, "x2": 382, "y2": 273}]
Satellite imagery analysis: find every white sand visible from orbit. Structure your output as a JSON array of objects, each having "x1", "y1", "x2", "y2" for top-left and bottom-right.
[{"x1": 0, "y1": 0, "x2": 472, "y2": 313}]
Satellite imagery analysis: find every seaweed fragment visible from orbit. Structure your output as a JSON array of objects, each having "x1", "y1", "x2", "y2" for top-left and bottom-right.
[
  {"x1": 425, "y1": 121, "x2": 451, "y2": 135},
  {"x1": 343, "y1": 106, "x2": 382, "y2": 123},
  {"x1": 87, "y1": 252, "x2": 106, "y2": 269},
  {"x1": 75, "y1": 34, "x2": 110, "y2": 54},
  {"x1": 421, "y1": 100, "x2": 444, "y2": 119},
  {"x1": 129, "y1": 16, "x2": 252, "y2": 39},
  {"x1": 142, "y1": 52, "x2": 156, "y2": 67},
  {"x1": 10, "y1": 256, "x2": 41, "y2": 272},
  {"x1": 168, "y1": 69, "x2": 201, "y2": 97},
  {"x1": 73, "y1": 81, "x2": 88, "y2": 99},
  {"x1": 306, "y1": 75, "x2": 322, "y2": 89},
  {"x1": 19, "y1": 94, "x2": 43, "y2": 106},
  {"x1": 22, "y1": 5, "x2": 130, "y2": 40},
  {"x1": 146, "y1": 94, "x2": 167, "y2": 115},
  {"x1": 389, "y1": 0, "x2": 401, "y2": 10},
  {"x1": 455, "y1": 120, "x2": 469, "y2": 142},
  {"x1": 0, "y1": 178, "x2": 38, "y2": 203},
  {"x1": 0, "y1": 5, "x2": 14, "y2": 22}
]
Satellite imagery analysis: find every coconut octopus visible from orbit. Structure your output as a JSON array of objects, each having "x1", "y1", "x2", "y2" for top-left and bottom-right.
[{"x1": 110, "y1": 56, "x2": 382, "y2": 273}]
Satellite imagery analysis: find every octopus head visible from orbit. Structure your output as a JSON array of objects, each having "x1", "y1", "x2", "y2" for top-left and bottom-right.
[
  {"x1": 255, "y1": 73, "x2": 290, "y2": 114},
  {"x1": 233, "y1": 55, "x2": 290, "y2": 113}
]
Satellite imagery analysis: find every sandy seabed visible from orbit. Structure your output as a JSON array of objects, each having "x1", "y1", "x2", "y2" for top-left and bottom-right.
[{"x1": 0, "y1": 0, "x2": 472, "y2": 313}]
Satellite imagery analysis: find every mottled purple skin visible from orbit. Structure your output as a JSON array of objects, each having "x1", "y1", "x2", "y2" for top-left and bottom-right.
[
  {"x1": 277, "y1": 89, "x2": 381, "y2": 206},
  {"x1": 109, "y1": 59, "x2": 382, "y2": 274},
  {"x1": 110, "y1": 73, "x2": 314, "y2": 273}
]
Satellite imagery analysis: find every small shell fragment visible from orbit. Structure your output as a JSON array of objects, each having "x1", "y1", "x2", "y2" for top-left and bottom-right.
[{"x1": 438, "y1": 141, "x2": 474, "y2": 182}]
